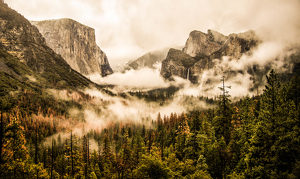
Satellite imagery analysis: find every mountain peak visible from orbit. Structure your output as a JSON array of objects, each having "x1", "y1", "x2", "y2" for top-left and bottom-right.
[
  {"x1": 183, "y1": 30, "x2": 223, "y2": 57},
  {"x1": 161, "y1": 29, "x2": 260, "y2": 84},
  {"x1": 207, "y1": 29, "x2": 228, "y2": 44},
  {"x1": 31, "y1": 18, "x2": 113, "y2": 77},
  {"x1": 0, "y1": 2, "x2": 96, "y2": 89}
]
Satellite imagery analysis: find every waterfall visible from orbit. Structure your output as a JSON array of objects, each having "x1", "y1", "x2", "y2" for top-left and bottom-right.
[{"x1": 187, "y1": 68, "x2": 190, "y2": 81}]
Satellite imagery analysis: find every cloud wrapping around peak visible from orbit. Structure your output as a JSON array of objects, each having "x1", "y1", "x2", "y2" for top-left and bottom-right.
[
  {"x1": 5, "y1": 0, "x2": 300, "y2": 98},
  {"x1": 5, "y1": 0, "x2": 300, "y2": 66}
]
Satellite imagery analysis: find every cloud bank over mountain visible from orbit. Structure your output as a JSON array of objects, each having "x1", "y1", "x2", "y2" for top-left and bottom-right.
[{"x1": 5, "y1": 0, "x2": 300, "y2": 68}]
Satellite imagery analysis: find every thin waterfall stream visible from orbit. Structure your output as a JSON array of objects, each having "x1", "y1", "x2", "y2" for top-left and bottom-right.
[{"x1": 187, "y1": 68, "x2": 190, "y2": 81}]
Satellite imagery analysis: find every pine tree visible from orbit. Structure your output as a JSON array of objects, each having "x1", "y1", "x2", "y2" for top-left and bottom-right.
[
  {"x1": 2, "y1": 117, "x2": 29, "y2": 178},
  {"x1": 230, "y1": 96, "x2": 255, "y2": 174},
  {"x1": 206, "y1": 137, "x2": 229, "y2": 179},
  {"x1": 50, "y1": 139, "x2": 54, "y2": 179},
  {"x1": 34, "y1": 116, "x2": 39, "y2": 179},
  {"x1": 175, "y1": 114, "x2": 190, "y2": 160},
  {"x1": 133, "y1": 130, "x2": 145, "y2": 165},
  {"x1": 213, "y1": 76, "x2": 233, "y2": 144},
  {"x1": 120, "y1": 130, "x2": 133, "y2": 178},
  {"x1": 245, "y1": 70, "x2": 300, "y2": 178},
  {"x1": 0, "y1": 111, "x2": 4, "y2": 177},
  {"x1": 133, "y1": 154, "x2": 172, "y2": 179},
  {"x1": 81, "y1": 135, "x2": 89, "y2": 178},
  {"x1": 102, "y1": 132, "x2": 114, "y2": 178},
  {"x1": 70, "y1": 130, "x2": 74, "y2": 177},
  {"x1": 186, "y1": 112, "x2": 202, "y2": 161},
  {"x1": 0, "y1": 97, "x2": 8, "y2": 177}
]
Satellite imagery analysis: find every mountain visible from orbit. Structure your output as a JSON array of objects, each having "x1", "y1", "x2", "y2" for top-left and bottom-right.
[
  {"x1": 128, "y1": 49, "x2": 168, "y2": 70},
  {"x1": 0, "y1": 1, "x2": 98, "y2": 95},
  {"x1": 209, "y1": 30, "x2": 258, "y2": 60},
  {"x1": 182, "y1": 30, "x2": 227, "y2": 57},
  {"x1": 160, "y1": 48, "x2": 195, "y2": 80},
  {"x1": 121, "y1": 46, "x2": 183, "y2": 72},
  {"x1": 161, "y1": 29, "x2": 260, "y2": 83},
  {"x1": 31, "y1": 18, "x2": 113, "y2": 77}
]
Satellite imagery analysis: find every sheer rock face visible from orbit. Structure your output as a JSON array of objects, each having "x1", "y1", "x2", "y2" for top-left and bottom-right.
[
  {"x1": 162, "y1": 30, "x2": 259, "y2": 83},
  {"x1": 0, "y1": 3, "x2": 94, "y2": 88},
  {"x1": 160, "y1": 48, "x2": 194, "y2": 80},
  {"x1": 31, "y1": 19, "x2": 113, "y2": 77}
]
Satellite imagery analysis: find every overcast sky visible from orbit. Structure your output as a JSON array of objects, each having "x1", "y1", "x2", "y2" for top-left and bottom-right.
[{"x1": 4, "y1": 0, "x2": 300, "y2": 68}]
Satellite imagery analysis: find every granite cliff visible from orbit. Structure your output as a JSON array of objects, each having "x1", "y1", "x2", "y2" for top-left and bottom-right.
[
  {"x1": 31, "y1": 19, "x2": 113, "y2": 77},
  {"x1": 0, "y1": 2, "x2": 97, "y2": 91},
  {"x1": 182, "y1": 30, "x2": 227, "y2": 57},
  {"x1": 160, "y1": 48, "x2": 195, "y2": 80},
  {"x1": 161, "y1": 29, "x2": 259, "y2": 83}
]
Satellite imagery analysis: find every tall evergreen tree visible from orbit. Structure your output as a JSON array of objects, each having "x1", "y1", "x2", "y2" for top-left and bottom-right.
[
  {"x1": 245, "y1": 70, "x2": 300, "y2": 178},
  {"x1": 213, "y1": 77, "x2": 233, "y2": 144},
  {"x1": 2, "y1": 117, "x2": 29, "y2": 178},
  {"x1": 120, "y1": 130, "x2": 133, "y2": 178},
  {"x1": 185, "y1": 112, "x2": 202, "y2": 161},
  {"x1": 102, "y1": 132, "x2": 114, "y2": 178},
  {"x1": 175, "y1": 114, "x2": 190, "y2": 160}
]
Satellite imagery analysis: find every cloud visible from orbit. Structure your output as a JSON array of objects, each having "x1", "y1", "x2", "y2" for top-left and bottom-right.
[
  {"x1": 5, "y1": 0, "x2": 300, "y2": 98},
  {"x1": 88, "y1": 65, "x2": 169, "y2": 91},
  {"x1": 6, "y1": 0, "x2": 300, "y2": 68},
  {"x1": 45, "y1": 87, "x2": 187, "y2": 133}
]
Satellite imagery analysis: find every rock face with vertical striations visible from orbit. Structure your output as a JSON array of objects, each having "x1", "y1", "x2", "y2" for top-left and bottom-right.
[
  {"x1": 161, "y1": 29, "x2": 260, "y2": 83},
  {"x1": 182, "y1": 30, "x2": 226, "y2": 57},
  {"x1": 160, "y1": 48, "x2": 195, "y2": 80},
  {"x1": 31, "y1": 18, "x2": 113, "y2": 77},
  {"x1": 0, "y1": 2, "x2": 96, "y2": 89}
]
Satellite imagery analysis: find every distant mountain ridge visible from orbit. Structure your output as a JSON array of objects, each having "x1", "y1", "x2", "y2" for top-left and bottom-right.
[
  {"x1": 120, "y1": 46, "x2": 183, "y2": 72},
  {"x1": 31, "y1": 18, "x2": 113, "y2": 77}
]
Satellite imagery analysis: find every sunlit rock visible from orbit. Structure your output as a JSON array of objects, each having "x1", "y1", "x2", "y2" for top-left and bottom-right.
[{"x1": 32, "y1": 18, "x2": 113, "y2": 77}]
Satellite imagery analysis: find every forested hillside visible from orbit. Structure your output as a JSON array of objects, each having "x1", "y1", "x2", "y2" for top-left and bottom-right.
[{"x1": 1, "y1": 70, "x2": 299, "y2": 179}]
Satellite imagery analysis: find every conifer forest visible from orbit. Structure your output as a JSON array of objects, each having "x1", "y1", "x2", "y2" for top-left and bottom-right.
[{"x1": 1, "y1": 70, "x2": 300, "y2": 179}]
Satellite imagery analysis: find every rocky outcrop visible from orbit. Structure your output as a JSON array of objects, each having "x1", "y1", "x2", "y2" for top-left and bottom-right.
[
  {"x1": 31, "y1": 18, "x2": 113, "y2": 77},
  {"x1": 161, "y1": 29, "x2": 259, "y2": 83},
  {"x1": 182, "y1": 30, "x2": 225, "y2": 57},
  {"x1": 207, "y1": 29, "x2": 228, "y2": 44},
  {"x1": 210, "y1": 30, "x2": 258, "y2": 60},
  {"x1": 160, "y1": 48, "x2": 194, "y2": 80},
  {"x1": 189, "y1": 56, "x2": 214, "y2": 83},
  {"x1": 160, "y1": 49, "x2": 213, "y2": 84}
]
